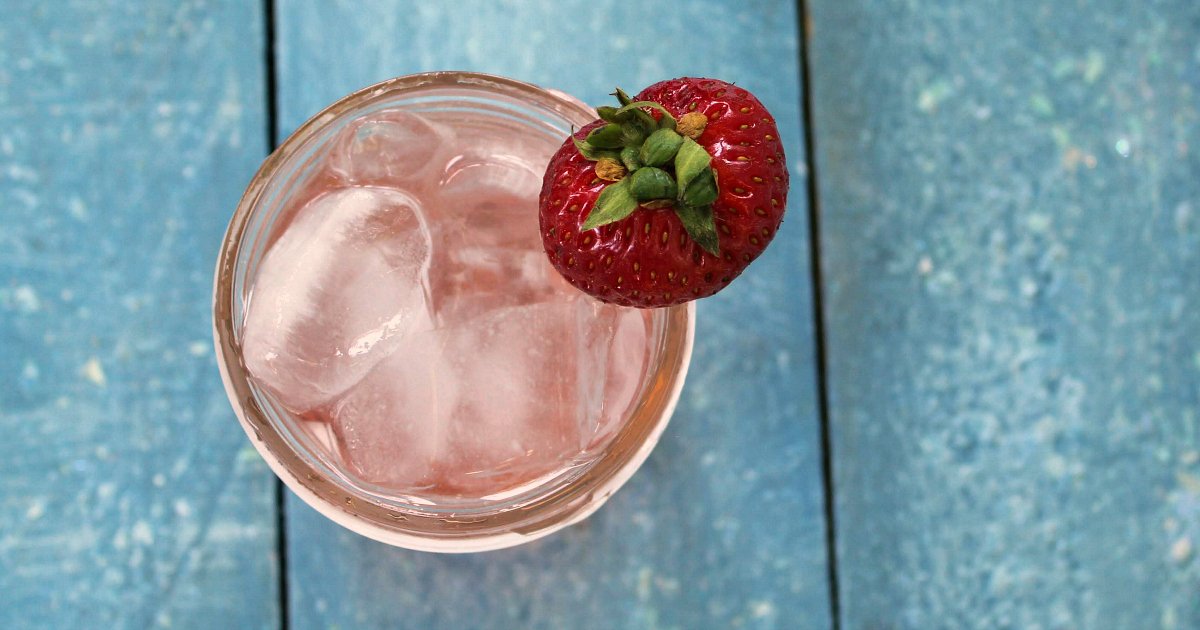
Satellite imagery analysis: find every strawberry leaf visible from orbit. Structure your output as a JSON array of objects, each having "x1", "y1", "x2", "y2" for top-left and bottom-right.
[
  {"x1": 599, "y1": 99, "x2": 655, "y2": 143},
  {"x1": 674, "y1": 137, "x2": 713, "y2": 193},
  {"x1": 596, "y1": 106, "x2": 622, "y2": 124},
  {"x1": 586, "y1": 123, "x2": 624, "y2": 149},
  {"x1": 674, "y1": 204, "x2": 720, "y2": 256},
  {"x1": 620, "y1": 146, "x2": 643, "y2": 171},
  {"x1": 582, "y1": 178, "x2": 639, "y2": 231},
  {"x1": 621, "y1": 121, "x2": 649, "y2": 146},
  {"x1": 615, "y1": 100, "x2": 678, "y2": 130},
  {"x1": 607, "y1": 93, "x2": 663, "y2": 135},
  {"x1": 681, "y1": 168, "x2": 719, "y2": 207},
  {"x1": 612, "y1": 88, "x2": 635, "y2": 107},
  {"x1": 628, "y1": 167, "x2": 678, "y2": 201},
  {"x1": 639, "y1": 129, "x2": 684, "y2": 167},
  {"x1": 573, "y1": 137, "x2": 620, "y2": 162}
]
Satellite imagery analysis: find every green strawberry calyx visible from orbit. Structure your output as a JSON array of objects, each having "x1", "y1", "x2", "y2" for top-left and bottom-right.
[{"x1": 574, "y1": 89, "x2": 720, "y2": 256}]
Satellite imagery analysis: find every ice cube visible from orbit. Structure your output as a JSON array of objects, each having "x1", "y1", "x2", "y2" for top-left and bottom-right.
[
  {"x1": 433, "y1": 133, "x2": 549, "y2": 250},
  {"x1": 422, "y1": 134, "x2": 569, "y2": 327},
  {"x1": 330, "y1": 302, "x2": 610, "y2": 496},
  {"x1": 442, "y1": 303, "x2": 583, "y2": 482},
  {"x1": 440, "y1": 152, "x2": 543, "y2": 210},
  {"x1": 328, "y1": 109, "x2": 451, "y2": 188},
  {"x1": 330, "y1": 331, "x2": 458, "y2": 489},
  {"x1": 242, "y1": 187, "x2": 433, "y2": 412},
  {"x1": 561, "y1": 301, "x2": 652, "y2": 451},
  {"x1": 428, "y1": 247, "x2": 575, "y2": 328},
  {"x1": 583, "y1": 305, "x2": 651, "y2": 449}
]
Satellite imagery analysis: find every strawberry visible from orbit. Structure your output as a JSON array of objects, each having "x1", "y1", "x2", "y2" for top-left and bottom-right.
[{"x1": 539, "y1": 78, "x2": 788, "y2": 308}]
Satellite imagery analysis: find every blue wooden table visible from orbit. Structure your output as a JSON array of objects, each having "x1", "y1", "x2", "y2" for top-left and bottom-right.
[{"x1": 1, "y1": 1, "x2": 1196, "y2": 628}]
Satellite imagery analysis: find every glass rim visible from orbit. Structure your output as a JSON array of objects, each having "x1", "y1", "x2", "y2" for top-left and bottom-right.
[{"x1": 212, "y1": 71, "x2": 695, "y2": 552}]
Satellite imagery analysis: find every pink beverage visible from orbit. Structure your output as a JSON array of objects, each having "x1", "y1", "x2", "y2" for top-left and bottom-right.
[
  {"x1": 214, "y1": 73, "x2": 693, "y2": 551},
  {"x1": 242, "y1": 107, "x2": 651, "y2": 498}
]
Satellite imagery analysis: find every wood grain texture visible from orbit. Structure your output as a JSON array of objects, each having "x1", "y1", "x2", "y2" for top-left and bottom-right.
[
  {"x1": 807, "y1": 0, "x2": 1200, "y2": 627},
  {"x1": 0, "y1": 2, "x2": 279, "y2": 628},
  {"x1": 276, "y1": 1, "x2": 829, "y2": 628}
]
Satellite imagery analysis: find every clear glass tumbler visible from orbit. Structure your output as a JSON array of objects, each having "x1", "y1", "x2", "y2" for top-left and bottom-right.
[{"x1": 212, "y1": 72, "x2": 694, "y2": 552}]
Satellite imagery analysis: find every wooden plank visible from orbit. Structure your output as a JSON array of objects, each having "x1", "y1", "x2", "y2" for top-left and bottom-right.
[
  {"x1": 277, "y1": 0, "x2": 830, "y2": 628},
  {"x1": 808, "y1": 0, "x2": 1200, "y2": 627},
  {"x1": 0, "y1": 2, "x2": 279, "y2": 628}
]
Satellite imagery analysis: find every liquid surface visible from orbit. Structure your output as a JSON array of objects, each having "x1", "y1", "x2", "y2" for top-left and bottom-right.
[{"x1": 242, "y1": 108, "x2": 651, "y2": 499}]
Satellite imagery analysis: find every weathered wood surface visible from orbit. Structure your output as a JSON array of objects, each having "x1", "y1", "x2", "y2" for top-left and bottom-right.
[
  {"x1": 18, "y1": 0, "x2": 1195, "y2": 626},
  {"x1": 0, "y1": 2, "x2": 280, "y2": 628},
  {"x1": 808, "y1": 0, "x2": 1200, "y2": 627},
  {"x1": 277, "y1": 0, "x2": 831, "y2": 628}
]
